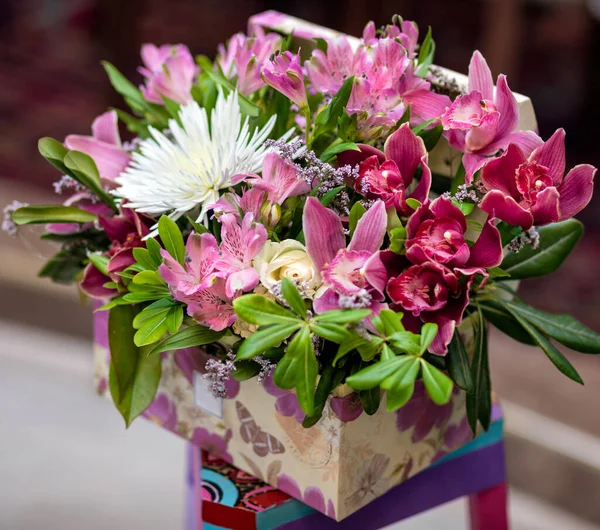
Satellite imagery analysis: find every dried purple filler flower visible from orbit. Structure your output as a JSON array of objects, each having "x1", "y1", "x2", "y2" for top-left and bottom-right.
[
  {"x1": 2, "y1": 200, "x2": 28, "y2": 237},
  {"x1": 203, "y1": 352, "x2": 236, "y2": 398}
]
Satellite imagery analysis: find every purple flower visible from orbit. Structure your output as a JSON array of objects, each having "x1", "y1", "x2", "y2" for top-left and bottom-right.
[
  {"x1": 263, "y1": 372, "x2": 305, "y2": 423},
  {"x1": 441, "y1": 51, "x2": 542, "y2": 181},
  {"x1": 65, "y1": 111, "x2": 130, "y2": 184},
  {"x1": 395, "y1": 381, "x2": 453, "y2": 442},
  {"x1": 262, "y1": 51, "x2": 308, "y2": 110},
  {"x1": 143, "y1": 393, "x2": 178, "y2": 431},
  {"x1": 480, "y1": 129, "x2": 597, "y2": 229},
  {"x1": 191, "y1": 427, "x2": 233, "y2": 463},
  {"x1": 139, "y1": 44, "x2": 197, "y2": 105}
]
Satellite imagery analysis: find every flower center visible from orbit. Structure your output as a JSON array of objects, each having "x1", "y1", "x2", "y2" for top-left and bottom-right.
[{"x1": 516, "y1": 162, "x2": 552, "y2": 204}]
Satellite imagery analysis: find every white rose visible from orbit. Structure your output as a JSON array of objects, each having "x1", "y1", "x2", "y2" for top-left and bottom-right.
[{"x1": 253, "y1": 240, "x2": 321, "y2": 297}]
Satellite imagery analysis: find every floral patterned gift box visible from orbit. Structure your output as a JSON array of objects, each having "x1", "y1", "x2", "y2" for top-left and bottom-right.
[{"x1": 8, "y1": 6, "x2": 600, "y2": 527}]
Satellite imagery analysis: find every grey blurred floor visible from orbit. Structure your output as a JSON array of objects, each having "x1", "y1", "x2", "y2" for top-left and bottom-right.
[{"x1": 0, "y1": 320, "x2": 598, "y2": 530}]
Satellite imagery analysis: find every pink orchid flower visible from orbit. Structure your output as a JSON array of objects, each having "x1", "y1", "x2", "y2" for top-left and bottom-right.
[
  {"x1": 185, "y1": 278, "x2": 237, "y2": 332},
  {"x1": 159, "y1": 232, "x2": 221, "y2": 297},
  {"x1": 303, "y1": 197, "x2": 388, "y2": 312},
  {"x1": 217, "y1": 28, "x2": 281, "y2": 96},
  {"x1": 347, "y1": 123, "x2": 432, "y2": 215},
  {"x1": 480, "y1": 129, "x2": 597, "y2": 229},
  {"x1": 139, "y1": 44, "x2": 197, "y2": 105},
  {"x1": 441, "y1": 51, "x2": 542, "y2": 182},
  {"x1": 64, "y1": 110, "x2": 130, "y2": 184},
  {"x1": 405, "y1": 197, "x2": 503, "y2": 273},
  {"x1": 246, "y1": 152, "x2": 311, "y2": 205},
  {"x1": 261, "y1": 51, "x2": 308, "y2": 110},
  {"x1": 215, "y1": 213, "x2": 268, "y2": 298}
]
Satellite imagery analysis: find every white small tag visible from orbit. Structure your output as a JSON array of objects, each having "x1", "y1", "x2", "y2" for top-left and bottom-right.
[{"x1": 193, "y1": 371, "x2": 224, "y2": 419}]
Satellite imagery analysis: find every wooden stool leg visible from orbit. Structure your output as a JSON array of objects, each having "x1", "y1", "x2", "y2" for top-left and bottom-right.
[{"x1": 468, "y1": 482, "x2": 509, "y2": 530}]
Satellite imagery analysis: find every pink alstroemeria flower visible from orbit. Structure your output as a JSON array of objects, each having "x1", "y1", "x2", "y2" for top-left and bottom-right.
[
  {"x1": 246, "y1": 152, "x2": 311, "y2": 205},
  {"x1": 79, "y1": 206, "x2": 153, "y2": 298},
  {"x1": 217, "y1": 28, "x2": 281, "y2": 96},
  {"x1": 159, "y1": 232, "x2": 221, "y2": 297},
  {"x1": 441, "y1": 51, "x2": 542, "y2": 182},
  {"x1": 262, "y1": 51, "x2": 308, "y2": 110},
  {"x1": 185, "y1": 278, "x2": 237, "y2": 332},
  {"x1": 64, "y1": 110, "x2": 130, "y2": 184},
  {"x1": 215, "y1": 213, "x2": 267, "y2": 298},
  {"x1": 406, "y1": 197, "x2": 503, "y2": 273},
  {"x1": 139, "y1": 44, "x2": 197, "y2": 105},
  {"x1": 303, "y1": 197, "x2": 388, "y2": 312},
  {"x1": 305, "y1": 36, "x2": 357, "y2": 95},
  {"x1": 362, "y1": 19, "x2": 419, "y2": 58},
  {"x1": 480, "y1": 129, "x2": 597, "y2": 229},
  {"x1": 352, "y1": 123, "x2": 432, "y2": 215}
]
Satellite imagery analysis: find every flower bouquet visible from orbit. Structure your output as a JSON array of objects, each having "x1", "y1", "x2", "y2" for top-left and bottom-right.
[{"x1": 6, "y1": 9, "x2": 600, "y2": 521}]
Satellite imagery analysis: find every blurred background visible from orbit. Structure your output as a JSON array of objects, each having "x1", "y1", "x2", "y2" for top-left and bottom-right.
[{"x1": 1, "y1": 0, "x2": 600, "y2": 529}]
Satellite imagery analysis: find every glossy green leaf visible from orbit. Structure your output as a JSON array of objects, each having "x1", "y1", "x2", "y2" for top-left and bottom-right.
[
  {"x1": 319, "y1": 185, "x2": 345, "y2": 207},
  {"x1": 346, "y1": 356, "x2": 411, "y2": 391},
  {"x1": 466, "y1": 310, "x2": 491, "y2": 434},
  {"x1": 149, "y1": 325, "x2": 225, "y2": 354},
  {"x1": 132, "y1": 248, "x2": 158, "y2": 271},
  {"x1": 88, "y1": 254, "x2": 110, "y2": 276},
  {"x1": 387, "y1": 331, "x2": 421, "y2": 355},
  {"x1": 418, "y1": 123, "x2": 443, "y2": 151},
  {"x1": 360, "y1": 387, "x2": 381, "y2": 415},
  {"x1": 389, "y1": 226, "x2": 406, "y2": 254},
  {"x1": 379, "y1": 309, "x2": 404, "y2": 336},
  {"x1": 501, "y1": 220, "x2": 583, "y2": 279},
  {"x1": 311, "y1": 323, "x2": 350, "y2": 344},
  {"x1": 446, "y1": 330, "x2": 474, "y2": 392},
  {"x1": 158, "y1": 216, "x2": 185, "y2": 266},
  {"x1": 501, "y1": 300, "x2": 600, "y2": 354},
  {"x1": 421, "y1": 360, "x2": 453, "y2": 405},
  {"x1": 348, "y1": 201, "x2": 366, "y2": 237},
  {"x1": 281, "y1": 278, "x2": 307, "y2": 318},
  {"x1": 108, "y1": 305, "x2": 139, "y2": 399},
  {"x1": 146, "y1": 238, "x2": 163, "y2": 267},
  {"x1": 166, "y1": 305, "x2": 184, "y2": 334},
  {"x1": 236, "y1": 323, "x2": 301, "y2": 360},
  {"x1": 231, "y1": 360, "x2": 261, "y2": 382},
  {"x1": 320, "y1": 141, "x2": 360, "y2": 163},
  {"x1": 314, "y1": 309, "x2": 372, "y2": 324},
  {"x1": 479, "y1": 299, "x2": 536, "y2": 345},
  {"x1": 303, "y1": 361, "x2": 336, "y2": 428},
  {"x1": 419, "y1": 323, "x2": 439, "y2": 354},
  {"x1": 204, "y1": 69, "x2": 260, "y2": 117},
  {"x1": 233, "y1": 294, "x2": 300, "y2": 326},
  {"x1": 12, "y1": 205, "x2": 97, "y2": 225},
  {"x1": 63, "y1": 150, "x2": 116, "y2": 208},
  {"x1": 416, "y1": 26, "x2": 435, "y2": 76},
  {"x1": 38, "y1": 137, "x2": 69, "y2": 174},
  {"x1": 102, "y1": 61, "x2": 148, "y2": 111},
  {"x1": 187, "y1": 216, "x2": 209, "y2": 235},
  {"x1": 315, "y1": 76, "x2": 354, "y2": 132},
  {"x1": 384, "y1": 357, "x2": 420, "y2": 411},
  {"x1": 333, "y1": 334, "x2": 371, "y2": 366},
  {"x1": 133, "y1": 311, "x2": 169, "y2": 347}
]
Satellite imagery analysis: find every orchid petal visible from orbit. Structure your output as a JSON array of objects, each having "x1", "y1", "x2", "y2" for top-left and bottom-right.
[
  {"x1": 480, "y1": 143, "x2": 525, "y2": 198},
  {"x1": 91, "y1": 111, "x2": 121, "y2": 146},
  {"x1": 384, "y1": 124, "x2": 427, "y2": 187},
  {"x1": 558, "y1": 164, "x2": 597, "y2": 219},
  {"x1": 348, "y1": 200, "x2": 387, "y2": 253},
  {"x1": 466, "y1": 219, "x2": 503, "y2": 268},
  {"x1": 79, "y1": 263, "x2": 114, "y2": 299},
  {"x1": 486, "y1": 130, "x2": 543, "y2": 157},
  {"x1": 362, "y1": 252, "x2": 388, "y2": 300},
  {"x1": 480, "y1": 190, "x2": 534, "y2": 229},
  {"x1": 530, "y1": 187, "x2": 561, "y2": 226},
  {"x1": 401, "y1": 89, "x2": 451, "y2": 123},
  {"x1": 468, "y1": 51, "x2": 494, "y2": 101},
  {"x1": 430, "y1": 196, "x2": 468, "y2": 232},
  {"x1": 423, "y1": 316, "x2": 455, "y2": 356},
  {"x1": 462, "y1": 153, "x2": 489, "y2": 184},
  {"x1": 406, "y1": 200, "x2": 434, "y2": 239},
  {"x1": 407, "y1": 155, "x2": 432, "y2": 205},
  {"x1": 313, "y1": 288, "x2": 341, "y2": 314},
  {"x1": 494, "y1": 75, "x2": 518, "y2": 139},
  {"x1": 530, "y1": 128, "x2": 566, "y2": 185},
  {"x1": 465, "y1": 111, "x2": 499, "y2": 152},
  {"x1": 303, "y1": 197, "x2": 346, "y2": 272},
  {"x1": 336, "y1": 144, "x2": 385, "y2": 169}
]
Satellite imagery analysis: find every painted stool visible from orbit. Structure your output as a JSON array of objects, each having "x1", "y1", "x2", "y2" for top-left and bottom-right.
[{"x1": 185, "y1": 407, "x2": 507, "y2": 530}]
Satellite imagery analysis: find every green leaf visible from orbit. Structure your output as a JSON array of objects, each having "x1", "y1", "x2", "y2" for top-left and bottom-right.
[
  {"x1": 333, "y1": 334, "x2": 370, "y2": 366},
  {"x1": 150, "y1": 325, "x2": 226, "y2": 354},
  {"x1": 158, "y1": 216, "x2": 185, "y2": 265},
  {"x1": 166, "y1": 305, "x2": 184, "y2": 334},
  {"x1": 320, "y1": 142, "x2": 360, "y2": 163},
  {"x1": 96, "y1": 295, "x2": 130, "y2": 311},
  {"x1": 236, "y1": 323, "x2": 302, "y2": 360},
  {"x1": 303, "y1": 361, "x2": 336, "y2": 428},
  {"x1": 273, "y1": 326, "x2": 317, "y2": 415},
  {"x1": 446, "y1": 330, "x2": 474, "y2": 392},
  {"x1": 410, "y1": 118, "x2": 437, "y2": 136},
  {"x1": 360, "y1": 387, "x2": 381, "y2": 415},
  {"x1": 63, "y1": 150, "x2": 116, "y2": 208},
  {"x1": 418, "y1": 123, "x2": 443, "y2": 151},
  {"x1": 146, "y1": 238, "x2": 163, "y2": 267},
  {"x1": 204, "y1": 69, "x2": 260, "y2": 117},
  {"x1": 12, "y1": 205, "x2": 97, "y2": 225},
  {"x1": 500, "y1": 219, "x2": 583, "y2": 279},
  {"x1": 314, "y1": 37, "x2": 328, "y2": 53},
  {"x1": 315, "y1": 76, "x2": 354, "y2": 133},
  {"x1": 503, "y1": 304, "x2": 584, "y2": 384},
  {"x1": 381, "y1": 356, "x2": 419, "y2": 390},
  {"x1": 233, "y1": 294, "x2": 300, "y2": 326},
  {"x1": 379, "y1": 309, "x2": 404, "y2": 335},
  {"x1": 348, "y1": 202, "x2": 366, "y2": 237},
  {"x1": 313, "y1": 309, "x2": 371, "y2": 324},
  {"x1": 88, "y1": 254, "x2": 109, "y2": 276},
  {"x1": 109, "y1": 346, "x2": 161, "y2": 427},
  {"x1": 384, "y1": 357, "x2": 420, "y2": 411},
  {"x1": 232, "y1": 360, "x2": 260, "y2": 382},
  {"x1": 132, "y1": 270, "x2": 165, "y2": 286},
  {"x1": 419, "y1": 323, "x2": 439, "y2": 354},
  {"x1": 38, "y1": 137, "x2": 69, "y2": 173},
  {"x1": 501, "y1": 301, "x2": 600, "y2": 354},
  {"x1": 389, "y1": 226, "x2": 406, "y2": 254},
  {"x1": 161, "y1": 95, "x2": 181, "y2": 120},
  {"x1": 122, "y1": 292, "x2": 170, "y2": 303},
  {"x1": 187, "y1": 216, "x2": 209, "y2": 234},
  {"x1": 421, "y1": 360, "x2": 453, "y2": 405},
  {"x1": 281, "y1": 278, "x2": 307, "y2": 318},
  {"x1": 108, "y1": 305, "x2": 140, "y2": 400},
  {"x1": 38, "y1": 249, "x2": 85, "y2": 284},
  {"x1": 132, "y1": 248, "x2": 157, "y2": 271},
  {"x1": 466, "y1": 309, "x2": 491, "y2": 434},
  {"x1": 455, "y1": 201, "x2": 475, "y2": 216},
  {"x1": 405, "y1": 198, "x2": 421, "y2": 211},
  {"x1": 346, "y1": 356, "x2": 411, "y2": 391},
  {"x1": 133, "y1": 310, "x2": 170, "y2": 347},
  {"x1": 387, "y1": 331, "x2": 422, "y2": 355},
  {"x1": 479, "y1": 299, "x2": 536, "y2": 345},
  {"x1": 102, "y1": 61, "x2": 148, "y2": 112},
  {"x1": 311, "y1": 323, "x2": 350, "y2": 344},
  {"x1": 319, "y1": 185, "x2": 346, "y2": 207},
  {"x1": 416, "y1": 26, "x2": 435, "y2": 76}
]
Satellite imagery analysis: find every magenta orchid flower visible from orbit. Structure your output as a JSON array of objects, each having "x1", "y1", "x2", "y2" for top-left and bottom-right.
[
  {"x1": 246, "y1": 152, "x2": 311, "y2": 205},
  {"x1": 303, "y1": 197, "x2": 388, "y2": 312},
  {"x1": 64, "y1": 111, "x2": 130, "y2": 183},
  {"x1": 350, "y1": 123, "x2": 432, "y2": 215},
  {"x1": 406, "y1": 197, "x2": 503, "y2": 273},
  {"x1": 159, "y1": 232, "x2": 221, "y2": 297},
  {"x1": 441, "y1": 51, "x2": 542, "y2": 182},
  {"x1": 139, "y1": 44, "x2": 197, "y2": 105},
  {"x1": 215, "y1": 213, "x2": 268, "y2": 298},
  {"x1": 261, "y1": 51, "x2": 308, "y2": 110},
  {"x1": 217, "y1": 29, "x2": 281, "y2": 96},
  {"x1": 480, "y1": 129, "x2": 597, "y2": 229}
]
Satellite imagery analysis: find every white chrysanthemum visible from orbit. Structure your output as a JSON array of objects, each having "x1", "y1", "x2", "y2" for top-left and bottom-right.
[{"x1": 115, "y1": 90, "x2": 289, "y2": 223}]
